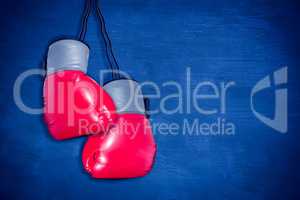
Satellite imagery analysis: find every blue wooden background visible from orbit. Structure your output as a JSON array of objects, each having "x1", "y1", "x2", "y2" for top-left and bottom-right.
[{"x1": 0, "y1": 0, "x2": 299, "y2": 199}]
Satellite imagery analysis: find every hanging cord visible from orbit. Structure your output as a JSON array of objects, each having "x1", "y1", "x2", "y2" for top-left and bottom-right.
[
  {"x1": 78, "y1": 0, "x2": 92, "y2": 41},
  {"x1": 94, "y1": 0, "x2": 121, "y2": 79},
  {"x1": 77, "y1": 0, "x2": 121, "y2": 79}
]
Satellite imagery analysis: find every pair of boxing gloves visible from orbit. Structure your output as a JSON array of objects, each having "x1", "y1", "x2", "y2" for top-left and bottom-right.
[{"x1": 43, "y1": 39, "x2": 156, "y2": 178}]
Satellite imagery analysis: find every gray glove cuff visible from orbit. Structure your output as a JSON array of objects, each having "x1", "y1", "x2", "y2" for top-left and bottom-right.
[
  {"x1": 46, "y1": 39, "x2": 89, "y2": 74},
  {"x1": 103, "y1": 79, "x2": 145, "y2": 114}
]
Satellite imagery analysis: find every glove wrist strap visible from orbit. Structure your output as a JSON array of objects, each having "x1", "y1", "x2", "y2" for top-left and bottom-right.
[
  {"x1": 104, "y1": 79, "x2": 145, "y2": 114},
  {"x1": 46, "y1": 39, "x2": 89, "y2": 75}
]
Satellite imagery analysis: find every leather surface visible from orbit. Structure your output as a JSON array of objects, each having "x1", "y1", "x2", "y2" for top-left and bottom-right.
[
  {"x1": 44, "y1": 70, "x2": 117, "y2": 140},
  {"x1": 82, "y1": 113, "x2": 156, "y2": 178}
]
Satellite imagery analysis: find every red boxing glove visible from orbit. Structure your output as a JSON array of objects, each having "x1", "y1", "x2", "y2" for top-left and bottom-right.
[
  {"x1": 43, "y1": 40, "x2": 117, "y2": 140},
  {"x1": 82, "y1": 79, "x2": 156, "y2": 178}
]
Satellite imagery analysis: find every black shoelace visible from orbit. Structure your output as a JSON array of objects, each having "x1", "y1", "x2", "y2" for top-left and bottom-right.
[{"x1": 78, "y1": 0, "x2": 120, "y2": 79}]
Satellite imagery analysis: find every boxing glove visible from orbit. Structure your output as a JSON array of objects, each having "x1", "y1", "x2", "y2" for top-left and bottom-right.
[
  {"x1": 43, "y1": 39, "x2": 117, "y2": 140},
  {"x1": 82, "y1": 79, "x2": 156, "y2": 178}
]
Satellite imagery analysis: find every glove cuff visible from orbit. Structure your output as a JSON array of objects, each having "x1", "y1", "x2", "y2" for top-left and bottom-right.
[
  {"x1": 46, "y1": 39, "x2": 89, "y2": 74},
  {"x1": 103, "y1": 79, "x2": 145, "y2": 114}
]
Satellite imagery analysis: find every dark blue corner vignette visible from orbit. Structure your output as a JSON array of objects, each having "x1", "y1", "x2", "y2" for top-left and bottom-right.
[{"x1": 0, "y1": 0, "x2": 299, "y2": 199}]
